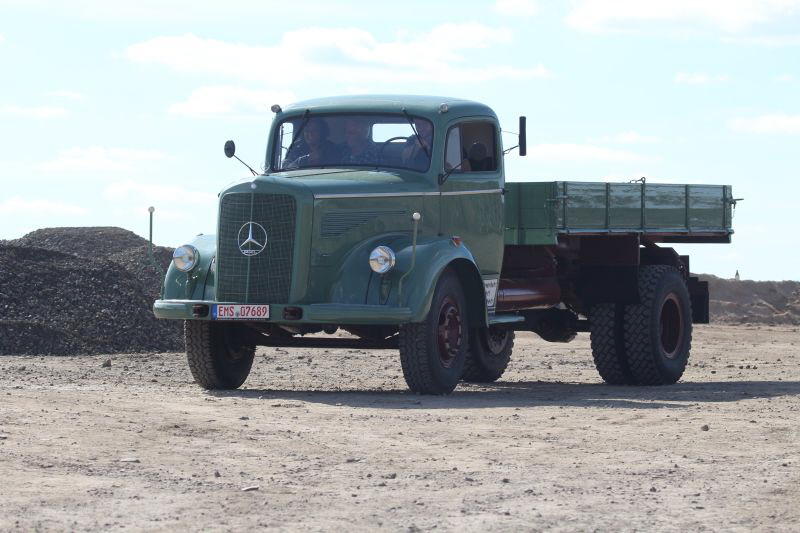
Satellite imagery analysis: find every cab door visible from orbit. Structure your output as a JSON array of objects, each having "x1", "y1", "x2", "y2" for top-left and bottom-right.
[{"x1": 439, "y1": 119, "x2": 505, "y2": 281}]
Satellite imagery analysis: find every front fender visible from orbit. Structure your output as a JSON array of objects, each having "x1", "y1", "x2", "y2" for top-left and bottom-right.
[
  {"x1": 324, "y1": 235, "x2": 486, "y2": 324},
  {"x1": 392, "y1": 238, "x2": 486, "y2": 323},
  {"x1": 162, "y1": 234, "x2": 217, "y2": 300}
]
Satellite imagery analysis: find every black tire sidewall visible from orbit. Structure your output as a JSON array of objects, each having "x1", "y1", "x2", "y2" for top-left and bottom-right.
[
  {"x1": 209, "y1": 322, "x2": 255, "y2": 388},
  {"x1": 424, "y1": 271, "x2": 468, "y2": 390},
  {"x1": 466, "y1": 327, "x2": 513, "y2": 379},
  {"x1": 647, "y1": 269, "x2": 692, "y2": 381}
]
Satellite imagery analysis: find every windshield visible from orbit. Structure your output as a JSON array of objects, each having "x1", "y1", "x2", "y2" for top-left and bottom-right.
[{"x1": 272, "y1": 113, "x2": 433, "y2": 173}]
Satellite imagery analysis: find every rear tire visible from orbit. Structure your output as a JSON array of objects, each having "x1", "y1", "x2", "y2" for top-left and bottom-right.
[
  {"x1": 398, "y1": 270, "x2": 467, "y2": 394},
  {"x1": 623, "y1": 266, "x2": 692, "y2": 385},
  {"x1": 589, "y1": 303, "x2": 635, "y2": 385},
  {"x1": 462, "y1": 327, "x2": 514, "y2": 383},
  {"x1": 185, "y1": 321, "x2": 255, "y2": 389}
]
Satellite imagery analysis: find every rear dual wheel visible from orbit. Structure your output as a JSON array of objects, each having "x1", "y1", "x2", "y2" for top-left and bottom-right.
[{"x1": 589, "y1": 265, "x2": 692, "y2": 385}]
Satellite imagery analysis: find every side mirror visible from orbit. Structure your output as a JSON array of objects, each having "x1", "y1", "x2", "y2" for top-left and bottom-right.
[
  {"x1": 518, "y1": 116, "x2": 526, "y2": 156},
  {"x1": 224, "y1": 140, "x2": 236, "y2": 158}
]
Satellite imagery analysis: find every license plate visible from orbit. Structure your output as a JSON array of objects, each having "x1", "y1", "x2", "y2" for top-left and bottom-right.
[{"x1": 213, "y1": 304, "x2": 270, "y2": 320}]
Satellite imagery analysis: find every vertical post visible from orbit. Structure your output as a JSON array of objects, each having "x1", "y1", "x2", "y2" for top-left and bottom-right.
[
  {"x1": 685, "y1": 184, "x2": 690, "y2": 232},
  {"x1": 148, "y1": 206, "x2": 165, "y2": 297},
  {"x1": 397, "y1": 212, "x2": 421, "y2": 304}
]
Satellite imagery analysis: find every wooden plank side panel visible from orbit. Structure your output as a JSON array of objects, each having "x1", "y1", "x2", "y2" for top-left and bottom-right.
[
  {"x1": 689, "y1": 185, "x2": 726, "y2": 230},
  {"x1": 645, "y1": 184, "x2": 686, "y2": 230},
  {"x1": 609, "y1": 183, "x2": 642, "y2": 228},
  {"x1": 504, "y1": 181, "x2": 733, "y2": 243}
]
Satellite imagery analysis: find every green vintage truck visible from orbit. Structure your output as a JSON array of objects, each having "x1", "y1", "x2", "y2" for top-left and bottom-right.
[{"x1": 153, "y1": 95, "x2": 735, "y2": 394}]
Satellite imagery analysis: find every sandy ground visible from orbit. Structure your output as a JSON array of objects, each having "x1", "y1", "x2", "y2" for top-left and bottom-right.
[{"x1": 1, "y1": 324, "x2": 798, "y2": 532}]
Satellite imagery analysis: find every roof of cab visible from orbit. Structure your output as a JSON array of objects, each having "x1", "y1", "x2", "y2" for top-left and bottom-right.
[{"x1": 279, "y1": 94, "x2": 496, "y2": 120}]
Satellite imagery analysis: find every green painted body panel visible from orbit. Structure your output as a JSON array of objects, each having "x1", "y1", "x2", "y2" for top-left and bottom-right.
[{"x1": 504, "y1": 181, "x2": 733, "y2": 245}]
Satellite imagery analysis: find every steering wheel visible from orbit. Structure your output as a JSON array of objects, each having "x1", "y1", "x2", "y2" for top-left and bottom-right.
[{"x1": 378, "y1": 136, "x2": 410, "y2": 159}]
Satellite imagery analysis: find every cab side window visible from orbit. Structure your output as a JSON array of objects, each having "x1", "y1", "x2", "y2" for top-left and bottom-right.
[{"x1": 444, "y1": 121, "x2": 498, "y2": 173}]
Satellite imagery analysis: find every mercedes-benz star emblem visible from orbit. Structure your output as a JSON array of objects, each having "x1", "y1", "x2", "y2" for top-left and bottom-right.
[{"x1": 237, "y1": 222, "x2": 268, "y2": 256}]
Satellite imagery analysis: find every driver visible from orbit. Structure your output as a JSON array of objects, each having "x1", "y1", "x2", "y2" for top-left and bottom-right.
[
  {"x1": 340, "y1": 118, "x2": 378, "y2": 165},
  {"x1": 288, "y1": 118, "x2": 340, "y2": 168}
]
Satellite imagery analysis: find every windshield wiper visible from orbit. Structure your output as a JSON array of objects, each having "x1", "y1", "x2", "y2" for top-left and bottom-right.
[
  {"x1": 284, "y1": 109, "x2": 311, "y2": 161},
  {"x1": 402, "y1": 109, "x2": 430, "y2": 159}
]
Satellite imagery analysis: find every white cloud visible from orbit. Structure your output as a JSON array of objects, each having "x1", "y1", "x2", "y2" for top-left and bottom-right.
[
  {"x1": 529, "y1": 143, "x2": 647, "y2": 162},
  {"x1": 126, "y1": 26, "x2": 551, "y2": 84},
  {"x1": 2, "y1": 105, "x2": 70, "y2": 118},
  {"x1": 36, "y1": 146, "x2": 168, "y2": 173},
  {"x1": 103, "y1": 180, "x2": 216, "y2": 206},
  {"x1": 567, "y1": 0, "x2": 800, "y2": 34},
  {"x1": 169, "y1": 86, "x2": 295, "y2": 117},
  {"x1": 596, "y1": 131, "x2": 659, "y2": 144},
  {"x1": 495, "y1": 0, "x2": 538, "y2": 17},
  {"x1": 0, "y1": 196, "x2": 87, "y2": 216},
  {"x1": 728, "y1": 114, "x2": 800, "y2": 134},
  {"x1": 674, "y1": 72, "x2": 730, "y2": 85},
  {"x1": 47, "y1": 90, "x2": 83, "y2": 100},
  {"x1": 723, "y1": 35, "x2": 800, "y2": 46},
  {"x1": 775, "y1": 73, "x2": 797, "y2": 83}
]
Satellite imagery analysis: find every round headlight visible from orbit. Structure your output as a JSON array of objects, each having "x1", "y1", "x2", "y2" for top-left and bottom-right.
[
  {"x1": 173, "y1": 245, "x2": 199, "y2": 272},
  {"x1": 369, "y1": 246, "x2": 396, "y2": 274}
]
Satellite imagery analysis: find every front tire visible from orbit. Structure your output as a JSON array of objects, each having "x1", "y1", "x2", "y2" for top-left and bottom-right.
[
  {"x1": 462, "y1": 326, "x2": 514, "y2": 383},
  {"x1": 185, "y1": 321, "x2": 255, "y2": 389},
  {"x1": 623, "y1": 266, "x2": 692, "y2": 385},
  {"x1": 398, "y1": 270, "x2": 468, "y2": 394}
]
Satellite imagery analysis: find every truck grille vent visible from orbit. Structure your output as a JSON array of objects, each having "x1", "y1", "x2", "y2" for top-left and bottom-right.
[
  {"x1": 216, "y1": 192, "x2": 296, "y2": 303},
  {"x1": 321, "y1": 209, "x2": 406, "y2": 237}
]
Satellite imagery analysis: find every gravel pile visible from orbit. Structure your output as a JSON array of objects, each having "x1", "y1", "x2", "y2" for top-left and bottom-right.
[
  {"x1": 700, "y1": 274, "x2": 800, "y2": 325},
  {"x1": 0, "y1": 227, "x2": 182, "y2": 355}
]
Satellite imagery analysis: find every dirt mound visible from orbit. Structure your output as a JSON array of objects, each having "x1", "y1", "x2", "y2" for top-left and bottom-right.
[
  {"x1": 0, "y1": 227, "x2": 182, "y2": 355},
  {"x1": 701, "y1": 274, "x2": 800, "y2": 325}
]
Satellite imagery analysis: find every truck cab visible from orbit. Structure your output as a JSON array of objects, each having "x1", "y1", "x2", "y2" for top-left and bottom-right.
[{"x1": 154, "y1": 95, "x2": 734, "y2": 395}]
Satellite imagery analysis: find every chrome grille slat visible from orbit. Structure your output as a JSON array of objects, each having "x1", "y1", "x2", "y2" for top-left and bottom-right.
[{"x1": 217, "y1": 193, "x2": 296, "y2": 303}]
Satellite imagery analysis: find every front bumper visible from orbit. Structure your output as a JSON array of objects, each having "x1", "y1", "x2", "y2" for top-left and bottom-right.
[{"x1": 153, "y1": 299, "x2": 413, "y2": 325}]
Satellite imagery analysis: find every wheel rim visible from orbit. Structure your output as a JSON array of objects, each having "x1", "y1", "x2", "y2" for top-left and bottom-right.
[
  {"x1": 437, "y1": 295, "x2": 463, "y2": 368},
  {"x1": 219, "y1": 325, "x2": 251, "y2": 363},
  {"x1": 660, "y1": 292, "x2": 684, "y2": 358},
  {"x1": 484, "y1": 326, "x2": 510, "y2": 356}
]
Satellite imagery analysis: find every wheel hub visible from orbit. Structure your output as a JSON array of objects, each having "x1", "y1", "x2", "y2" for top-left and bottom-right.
[
  {"x1": 485, "y1": 326, "x2": 509, "y2": 355},
  {"x1": 437, "y1": 296, "x2": 463, "y2": 368},
  {"x1": 660, "y1": 292, "x2": 684, "y2": 358}
]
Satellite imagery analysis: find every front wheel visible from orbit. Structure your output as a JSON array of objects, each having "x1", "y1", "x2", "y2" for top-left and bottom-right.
[
  {"x1": 462, "y1": 326, "x2": 514, "y2": 383},
  {"x1": 185, "y1": 321, "x2": 255, "y2": 389},
  {"x1": 398, "y1": 270, "x2": 468, "y2": 394},
  {"x1": 623, "y1": 266, "x2": 693, "y2": 385}
]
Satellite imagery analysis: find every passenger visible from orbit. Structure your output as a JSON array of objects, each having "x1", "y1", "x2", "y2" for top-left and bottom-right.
[
  {"x1": 401, "y1": 118, "x2": 433, "y2": 171},
  {"x1": 340, "y1": 118, "x2": 378, "y2": 165},
  {"x1": 289, "y1": 118, "x2": 340, "y2": 168}
]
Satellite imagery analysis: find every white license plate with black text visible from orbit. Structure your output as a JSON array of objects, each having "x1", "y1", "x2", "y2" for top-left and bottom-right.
[{"x1": 213, "y1": 304, "x2": 270, "y2": 320}]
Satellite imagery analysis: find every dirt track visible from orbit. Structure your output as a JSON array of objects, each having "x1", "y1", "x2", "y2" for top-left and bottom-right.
[{"x1": 1, "y1": 324, "x2": 798, "y2": 532}]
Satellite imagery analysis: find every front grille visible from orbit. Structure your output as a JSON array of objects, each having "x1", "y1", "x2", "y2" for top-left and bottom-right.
[{"x1": 216, "y1": 192, "x2": 296, "y2": 303}]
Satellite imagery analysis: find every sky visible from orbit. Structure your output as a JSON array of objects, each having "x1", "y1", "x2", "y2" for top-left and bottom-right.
[{"x1": 1, "y1": 0, "x2": 799, "y2": 280}]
